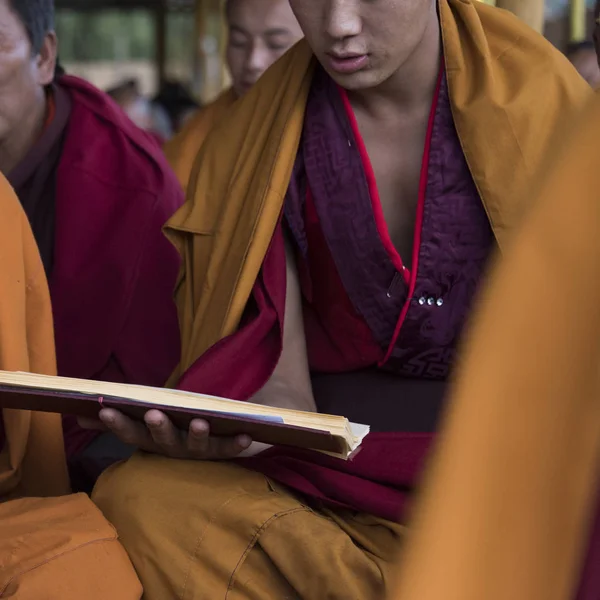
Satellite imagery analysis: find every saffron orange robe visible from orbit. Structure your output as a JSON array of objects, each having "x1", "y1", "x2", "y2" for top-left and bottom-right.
[
  {"x1": 0, "y1": 176, "x2": 67, "y2": 500},
  {"x1": 0, "y1": 174, "x2": 141, "y2": 599},
  {"x1": 94, "y1": 0, "x2": 593, "y2": 597},
  {"x1": 391, "y1": 95, "x2": 600, "y2": 600},
  {"x1": 164, "y1": 88, "x2": 237, "y2": 192}
]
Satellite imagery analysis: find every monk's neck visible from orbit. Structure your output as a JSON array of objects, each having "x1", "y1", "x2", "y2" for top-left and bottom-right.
[
  {"x1": 346, "y1": 11, "x2": 441, "y2": 121},
  {"x1": 0, "y1": 92, "x2": 47, "y2": 176}
]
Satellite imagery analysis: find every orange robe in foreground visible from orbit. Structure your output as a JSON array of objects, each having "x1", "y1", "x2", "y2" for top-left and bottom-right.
[
  {"x1": 0, "y1": 175, "x2": 141, "y2": 599},
  {"x1": 0, "y1": 177, "x2": 67, "y2": 500},
  {"x1": 391, "y1": 97, "x2": 600, "y2": 600},
  {"x1": 164, "y1": 88, "x2": 237, "y2": 192}
]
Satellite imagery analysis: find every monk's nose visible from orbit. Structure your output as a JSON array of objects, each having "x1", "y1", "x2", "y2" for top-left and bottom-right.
[
  {"x1": 325, "y1": 0, "x2": 362, "y2": 40},
  {"x1": 245, "y1": 40, "x2": 271, "y2": 74}
]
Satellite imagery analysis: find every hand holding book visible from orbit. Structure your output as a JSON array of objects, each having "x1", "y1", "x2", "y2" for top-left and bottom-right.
[
  {"x1": 0, "y1": 371, "x2": 369, "y2": 459},
  {"x1": 79, "y1": 408, "x2": 255, "y2": 460}
]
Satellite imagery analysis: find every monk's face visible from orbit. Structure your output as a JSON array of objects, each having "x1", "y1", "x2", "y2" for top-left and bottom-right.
[
  {"x1": 0, "y1": 1, "x2": 56, "y2": 143},
  {"x1": 226, "y1": 0, "x2": 304, "y2": 97},
  {"x1": 289, "y1": 0, "x2": 434, "y2": 90}
]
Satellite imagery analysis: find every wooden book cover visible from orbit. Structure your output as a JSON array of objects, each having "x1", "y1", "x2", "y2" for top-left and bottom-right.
[{"x1": 0, "y1": 371, "x2": 369, "y2": 460}]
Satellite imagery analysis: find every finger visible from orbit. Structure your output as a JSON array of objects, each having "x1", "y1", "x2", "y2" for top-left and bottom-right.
[
  {"x1": 207, "y1": 433, "x2": 253, "y2": 460},
  {"x1": 100, "y1": 408, "x2": 155, "y2": 450},
  {"x1": 144, "y1": 410, "x2": 185, "y2": 457},
  {"x1": 77, "y1": 416, "x2": 107, "y2": 431},
  {"x1": 187, "y1": 419, "x2": 211, "y2": 457}
]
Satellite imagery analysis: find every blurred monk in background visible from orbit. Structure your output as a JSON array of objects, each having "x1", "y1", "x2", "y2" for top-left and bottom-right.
[
  {"x1": 0, "y1": 0, "x2": 183, "y2": 487},
  {"x1": 165, "y1": 0, "x2": 303, "y2": 192},
  {"x1": 391, "y1": 96, "x2": 600, "y2": 600},
  {"x1": 106, "y1": 78, "x2": 174, "y2": 143},
  {"x1": 90, "y1": 0, "x2": 595, "y2": 597},
  {"x1": 0, "y1": 173, "x2": 141, "y2": 599}
]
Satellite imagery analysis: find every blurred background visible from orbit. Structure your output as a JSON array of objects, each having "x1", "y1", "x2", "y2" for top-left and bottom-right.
[{"x1": 57, "y1": 0, "x2": 229, "y2": 104}]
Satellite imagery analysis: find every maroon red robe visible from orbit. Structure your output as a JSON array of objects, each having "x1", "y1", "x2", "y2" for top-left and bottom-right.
[{"x1": 6, "y1": 76, "x2": 183, "y2": 458}]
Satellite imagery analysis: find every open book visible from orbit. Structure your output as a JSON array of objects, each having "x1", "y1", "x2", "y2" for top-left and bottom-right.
[{"x1": 0, "y1": 371, "x2": 369, "y2": 460}]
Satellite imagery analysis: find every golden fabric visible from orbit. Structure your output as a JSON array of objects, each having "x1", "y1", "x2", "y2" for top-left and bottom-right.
[
  {"x1": 0, "y1": 176, "x2": 68, "y2": 499},
  {"x1": 391, "y1": 97, "x2": 600, "y2": 600},
  {"x1": 94, "y1": 454, "x2": 404, "y2": 600},
  {"x1": 164, "y1": 88, "x2": 237, "y2": 193},
  {"x1": 165, "y1": 0, "x2": 591, "y2": 383},
  {"x1": 0, "y1": 494, "x2": 142, "y2": 599}
]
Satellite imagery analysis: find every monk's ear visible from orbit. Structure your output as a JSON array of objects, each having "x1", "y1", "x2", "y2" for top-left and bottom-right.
[{"x1": 36, "y1": 32, "x2": 58, "y2": 87}]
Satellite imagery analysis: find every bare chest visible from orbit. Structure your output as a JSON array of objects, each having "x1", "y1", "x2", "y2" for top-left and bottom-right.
[{"x1": 355, "y1": 113, "x2": 430, "y2": 265}]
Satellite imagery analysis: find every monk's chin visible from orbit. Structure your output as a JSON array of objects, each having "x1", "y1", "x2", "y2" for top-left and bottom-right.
[{"x1": 321, "y1": 66, "x2": 387, "y2": 92}]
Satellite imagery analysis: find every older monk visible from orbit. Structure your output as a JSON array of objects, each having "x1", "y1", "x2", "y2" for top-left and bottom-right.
[{"x1": 0, "y1": 0, "x2": 183, "y2": 480}]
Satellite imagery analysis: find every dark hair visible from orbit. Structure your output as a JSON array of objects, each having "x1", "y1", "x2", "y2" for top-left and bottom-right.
[
  {"x1": 152, "y1": 81, "x2": 200, "y2": 131},
  {"x1": 8, "y1": 0, "x2": 55, "y2": 54},
  {"x1": 106, "y1": 78, "x2": 140, "y2": 101}
]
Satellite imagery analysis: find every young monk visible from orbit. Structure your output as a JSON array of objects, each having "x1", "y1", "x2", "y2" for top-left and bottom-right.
[
  {"x1": 0, "y1": 0, "x2": 182, "y2": 474},
  {"x1": 92, "y1": 0, "x2": 593, "y2": 597},
  {"x1": 0, "y1": 172, "x2": 141, "y2": 599},
  {"x1": 391, "y1": 95, "x2": 600, "y2": 600},
  {"x1": 164, "y1": 0, "x2": 303, "y2": 191}
]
